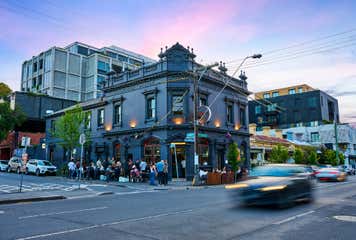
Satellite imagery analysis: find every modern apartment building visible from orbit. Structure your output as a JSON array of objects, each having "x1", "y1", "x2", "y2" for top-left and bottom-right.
[
  {"x1": 21, "y1": 42, "x2": 155, "y2": 101},
  {"x1": 249, "y1": 84, "x2": 339, "y2": 130}
]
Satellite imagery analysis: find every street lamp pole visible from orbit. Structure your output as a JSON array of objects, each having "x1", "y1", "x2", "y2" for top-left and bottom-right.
[
  {"x1": 193, "y1": 63, "x2": 219, "y2": 180},
  {"x1": 334, "y1": 110, "x2": 340, "y2": 165}
]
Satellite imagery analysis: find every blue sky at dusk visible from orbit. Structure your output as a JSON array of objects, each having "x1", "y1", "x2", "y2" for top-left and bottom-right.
[{"x1": 0, "y1": 0, "x2": 356, "y2": 124}]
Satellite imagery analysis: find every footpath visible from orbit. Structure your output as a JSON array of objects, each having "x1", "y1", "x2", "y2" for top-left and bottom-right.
[{"x1": 0, "y1": 177, "x2": 225, "y2": 205}]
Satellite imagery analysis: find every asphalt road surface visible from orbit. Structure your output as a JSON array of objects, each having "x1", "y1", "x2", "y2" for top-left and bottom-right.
[{"x1": 1, "y1": 176, "x2": 356, "y2": 240}]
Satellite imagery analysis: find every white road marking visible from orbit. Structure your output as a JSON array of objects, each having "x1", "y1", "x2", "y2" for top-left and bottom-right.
[
  {"x1": 18, "y1": 207, "x2": 108, "y2": 220},
  {"x1": 16, "y1": 209, "x2": 194, "y2": 240},
  {"x1": 333, "y1": 215, "x2": 356, "y2": 222},
  {"x1": 273, "y1": 210, "x2": 315, "y2": 225}
]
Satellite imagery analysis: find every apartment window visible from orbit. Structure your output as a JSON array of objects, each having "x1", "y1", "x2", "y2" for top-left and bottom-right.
[
  {"x1": 288, "y1": 88, "x2": 296, "y2": 94},
  {"x1": 113, "y1": 104, "x2": 122, "y2": 125},
  {"x1": 146, "y1": 96, "x2": 156, "y2": 120},
  {"x1": 308, "y1": 97, "x2": 317, "y2": 108},
  {"x1": 97, "y1": 108, "x2": 104, "y2": 127},
  {"x1": 311, "y1": 132, "x2": 320, "y2": 142},
  {"x1": 107, "y1": 51, "x2": 117, "y2": 59},
  {"x1": 226, "y1": 104, "x2": 233, "y2": 124},
  {"x1": 39, "y1": 59, "x2": 43, "y2": 70},
  {"x1": 97, "y1": 75, "x2": 106, "y2": 88},
  {"x1": 240, "y1": 106, "x2": 246, "y2": 127},
  {"x1": 33, "y1": 62, "x2": 37, "y2": 72},
  {"x1": 310, "y1": 121, "x2": 318, "y2": 127},
  {"x1": 38, "y1": 75, "x2": 42, "y2": 86},
  {"x1": 263, "y1": 93, "x2": 270, "y2": 99},
  {"x1": 77, "y1": 46, "x2": 89, "y2": 56},
  {"x1": 97, "y1": 61, "x2": 110, "y2": 74},
  {"x1": 320, "y1": 96, "x2": 324, "y2": 106},
  {"x1": 172, "y1": 95, "x2": 184, "y2": 115},
  {"x1": 255, "y1": 105, "x2": 261, "y2": 114},
  {"x1": 117, "y1": 54, "x2": 128, "y2": 62},
  {"x1": 296, "y1": 122, "x2": 303, "y2": 127},
  {"x1": 272, "y1": 92, "x2": 279, "y2": 97},
  {"x1": 32, "y1": 77, "x2": 37, "y2": 88},
  {"x1": 298, "y1": 87, "x2": 303, "y2": 93}
]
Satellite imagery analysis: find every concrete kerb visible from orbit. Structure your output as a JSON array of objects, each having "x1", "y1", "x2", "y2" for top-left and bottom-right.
[{"x1": 0, "y1": 195, "x2": 66, "y2": 205}]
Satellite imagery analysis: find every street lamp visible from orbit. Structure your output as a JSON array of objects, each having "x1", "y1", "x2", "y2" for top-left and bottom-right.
[{"x1": 193, "y1": 63, "x2": 219, "y2": 180}]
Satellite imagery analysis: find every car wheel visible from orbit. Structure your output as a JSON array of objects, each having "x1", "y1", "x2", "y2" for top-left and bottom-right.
[{"x1": 36, "y1": 169, "x2": 40, "y2": 176}]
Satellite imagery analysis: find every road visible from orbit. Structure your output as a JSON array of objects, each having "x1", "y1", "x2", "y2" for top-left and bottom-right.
[{"x1": 0, "y1": 175, "x2": 356, "y2": 240}]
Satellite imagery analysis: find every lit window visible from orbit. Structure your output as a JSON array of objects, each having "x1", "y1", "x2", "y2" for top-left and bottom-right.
[
  {"x1": 263, "y1": 93, "x2": 270, "y2": 99},
  {"x1": 86, "y1": 112, "x2": 91, "y2": 130},
  {"x1": 298, "y1": 87, "x2": 303, "y2": 93},
  {"x1": 267, "y1": 103, "x2": 277, "y2": 111},
  {"x1": 272, "y1": 92, "x2": 279, "y2": 97}
]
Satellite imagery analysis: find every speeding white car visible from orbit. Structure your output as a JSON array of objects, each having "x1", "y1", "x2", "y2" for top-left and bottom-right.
[{"x1": 26, "y1": 159, "x2": 57, "y2": 176}]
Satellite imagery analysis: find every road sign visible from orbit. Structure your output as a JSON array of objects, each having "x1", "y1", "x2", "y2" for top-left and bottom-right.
[{"x1": 79, "y1": 133, "x2": 86, "y2": 145}]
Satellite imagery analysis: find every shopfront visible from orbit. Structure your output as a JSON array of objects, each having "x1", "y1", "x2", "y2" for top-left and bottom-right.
[{"x1": 143, "y1": 137, "x2": 161, "y2": 163}]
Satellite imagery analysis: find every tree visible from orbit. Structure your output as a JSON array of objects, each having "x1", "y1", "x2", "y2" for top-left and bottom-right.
[
  {"x1": 319, "y1": 149, "x2": 344, "y2": 166},
  {"x1": 0, "y1": 102, "x2": 26, "y2": 142},
  {"x1": 227, "y1": 142, "x2": 240, "y2": 182},
  {"x1": 307, "y1": 150, "x2": 318, "y2": 165},
  {"x1": 0, "y1": 82, "x2": 11, "y2": 98},
  {"x1": 52, "y1": 105, "x2": 90, "y2": 161},
  {"x1": 270, "y1": 144, "x2": 289, "y2": 163},
  {"x1": 293, "y1": 148, "x2": 305, "y2": 164}
]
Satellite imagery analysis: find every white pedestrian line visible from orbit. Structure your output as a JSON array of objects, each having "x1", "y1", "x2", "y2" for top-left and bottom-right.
[
  {"x1": 0, "y1": 183, "x2": 80, "y2": 193},
  {"x1": 273, "y1": 210, "x2": 315, "y2": 225},
  {"x1": 333, "y1": 215, "x2": 356, "y2": 222},
  {"x1": 16, "y1": 209, "x2": 194, "y2": 240},
  {"x1": 19, "y1": 206, "x2": 108, "y2": 219}
]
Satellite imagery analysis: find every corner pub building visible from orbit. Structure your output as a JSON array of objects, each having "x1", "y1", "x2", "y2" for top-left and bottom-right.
[{"x1": 46, "y1": 43, "x2": 251, "y2": 180}]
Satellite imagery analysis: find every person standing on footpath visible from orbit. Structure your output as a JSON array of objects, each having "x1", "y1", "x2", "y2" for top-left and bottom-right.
[
  {"x1": 163, "y1": 160, "x2": 169, "y2": 185},
  {"x1": 149, "y1": 163, "x2": 157, "y2": 185},
  {"x1": 156, "y1": 160, "x2": 164, "y2": 185},
  {"x1": 68, "y1": 158, "x2": 76, "y2": 179}
]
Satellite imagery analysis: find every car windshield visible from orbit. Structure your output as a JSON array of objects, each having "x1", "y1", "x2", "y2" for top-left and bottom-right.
[
  {"x1": 38, "y1": 161, "x2": 53, "y2": 166},
  {"x1": 250, "y1": 166, "x2": 306, "y2": 177},
  {"x1": 0, "y1": 160, "x2": 7, "y2": 164}
]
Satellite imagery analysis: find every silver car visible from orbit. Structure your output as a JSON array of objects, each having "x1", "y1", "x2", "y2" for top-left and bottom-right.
[
  {"x1": 26, "y1": 159, "x2": 57, "y2": 176},
  {"x1": 0, "y1": 160, "x2": 8, "y2": 171}
]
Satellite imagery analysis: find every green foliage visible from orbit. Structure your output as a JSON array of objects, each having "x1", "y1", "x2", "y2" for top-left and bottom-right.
[
  {"x1": 0, "y1": 102, "x2": 26, "y2": 142},
  {"x1": 270, "y1": 144, "x2": 289, "y2": 163},
  {"x1": 0, "y1": 82, "x2": 11, "y2": 98},
  {"x1": 319, "y1": 148, "x2": 344, "y2": 166},
  {"x1": 52, "y1": 105, "x2": 90, "y2": 160},
  {"x1": 307, "y1": 150, "x2": 318, "y2": 165},
  {"x1": 227, "y1": 142, "x2": 240, "y2": 173},
  {"x1": 293, "y1": 148, "x2": 305, "y2": 164}
]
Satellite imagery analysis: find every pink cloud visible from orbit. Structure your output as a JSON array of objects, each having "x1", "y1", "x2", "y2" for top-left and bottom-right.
[{"x1": 137, "y1": 0, "x2": 266, "y2": 57}]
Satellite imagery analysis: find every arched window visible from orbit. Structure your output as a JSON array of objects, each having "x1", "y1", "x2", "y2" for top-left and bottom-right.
[{"x1": 143, "y1": 137, "x2": 160, "y2": 164}]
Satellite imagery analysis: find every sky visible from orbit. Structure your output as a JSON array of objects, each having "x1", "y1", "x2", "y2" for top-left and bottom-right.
[{"x1": 0, "y1": 0, "x2": 355, "y2": 125}]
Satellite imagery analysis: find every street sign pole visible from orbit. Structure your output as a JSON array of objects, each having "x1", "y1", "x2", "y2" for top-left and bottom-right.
[{"x1": 78, "y1": 133, "x2": 86, "y2": 190}]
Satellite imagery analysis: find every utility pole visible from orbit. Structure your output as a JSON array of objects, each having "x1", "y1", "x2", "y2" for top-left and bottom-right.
[{"x1": 334, "y1": 110, "x2": 340, "y2": 165}]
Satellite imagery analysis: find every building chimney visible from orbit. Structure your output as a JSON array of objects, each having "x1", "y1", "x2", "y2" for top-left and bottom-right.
[
  {"x1": 249, "y1": 123, "x2": 257, "y2": 135},
  {"x1": 275, "y1": 129, "x2": 283, "y2": 139},
  {"x1": 262, "y1": 126, "x2": 271, "y2": 137}
]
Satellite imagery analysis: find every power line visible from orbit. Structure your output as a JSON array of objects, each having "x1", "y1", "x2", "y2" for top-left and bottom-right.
[{"x1": 225, "y1": 27, "x2": 356, "y2": 64}]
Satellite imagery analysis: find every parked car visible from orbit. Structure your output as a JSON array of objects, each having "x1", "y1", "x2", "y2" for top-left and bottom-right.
[
  {"x1": 340, "y1": 165, "x2": 355, "y2": 175},
  {"x1": 26, "y1": 159, "x2": 57, "y2": 176},
  {"x1": 0, "y1": 160, "x2": 9, "y2": 171},
  {"x1": 225, "y1": 164, "x2": 314, "y2": 208},
  {"x1": 315, "y1": 168, "x2": 347, "y2": 182},
  {"x1": 7, "y1": 157, "x2": 25, "y2": 173}
]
